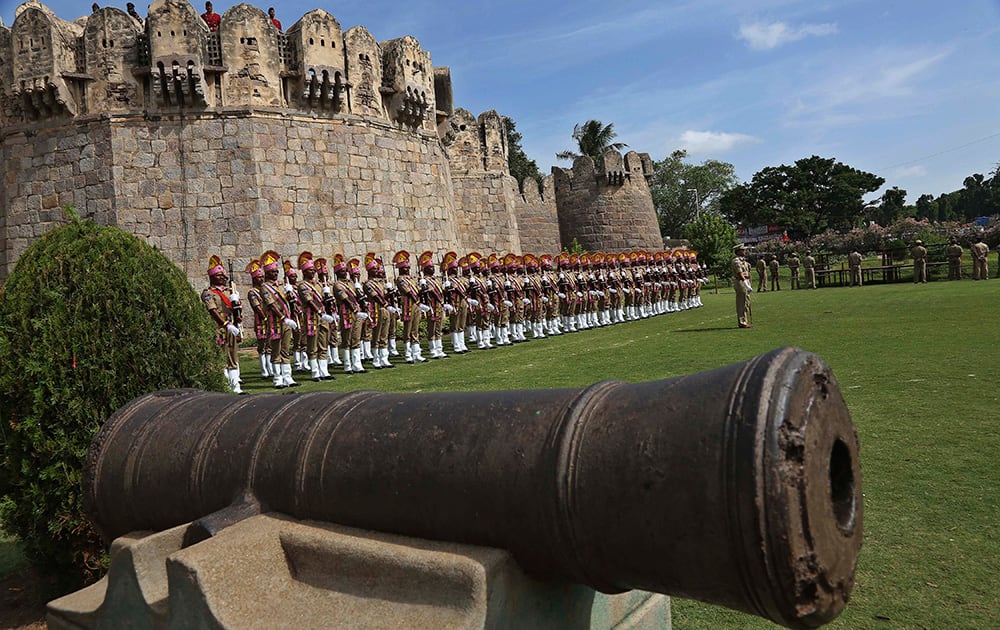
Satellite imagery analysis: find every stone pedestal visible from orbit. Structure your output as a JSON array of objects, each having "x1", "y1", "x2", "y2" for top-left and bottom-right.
[{"x1": 49, "y1": 513, "x2": 670, "y2": 629}]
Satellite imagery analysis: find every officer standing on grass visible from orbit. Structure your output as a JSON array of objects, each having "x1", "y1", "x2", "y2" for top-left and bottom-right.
[
  {"x1": 971, "y1": 239, "x2": 989, "y2": 280},
  {"x1": 946, "y1": 240, "x2": 964, "y2": 280},
  {"x1": 769, "y1": 254, "x2": 781, "y2": 291},
  {"x1": 732, "y1": 243, "x2": 753, "y2": 329},
  {"x1": 788, "y1": 251, "x2": 800, "y2": 289},
  {"x1": 848, "y1": 249, "x2": 863, "y2": 287},
  {"x1": 755, "y1": 254, "x2": 767, "y2": 292},
  {"x1": 912, "y1": 240, "x2": 928, "y2": 284},
  {"x1": 803, "y1": 250, "x2": 817, "y2": 289}
]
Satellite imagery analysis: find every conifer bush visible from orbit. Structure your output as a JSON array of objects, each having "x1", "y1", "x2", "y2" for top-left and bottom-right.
[{"x1": 0, "y1": 210, "x2": 226, "y2": 587}]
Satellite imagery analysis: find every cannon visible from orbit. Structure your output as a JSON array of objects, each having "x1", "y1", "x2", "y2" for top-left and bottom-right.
[{"x1": 83, "y1": 347, "x2": 862, "y2": 628}]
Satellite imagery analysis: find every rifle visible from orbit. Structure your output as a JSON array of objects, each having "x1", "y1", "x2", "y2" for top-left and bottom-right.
[{"x1": 227, "y1": 259, "x2": 243, "y2": 328}]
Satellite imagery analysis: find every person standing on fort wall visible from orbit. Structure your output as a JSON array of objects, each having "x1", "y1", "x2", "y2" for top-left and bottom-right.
[
  {"x1": 268, "y1": 7, "x2": 282, "y2": 31},
  {"x1": 755, "y1": 254, "x2": 767, "y2": 292},
  {"x1": 201, "y1": 1, "x2": 220, "y2": 31},
  {"x1": 848, "y1": 249, "x2": 863, "y2": 287},
  {"x1": 971, "y1": 239, "x2": 989, "y2": 280},
  {"x1": 911, "y1": 239, "x2": 928, "y2": 283},
  {"x1": 732, "y1": 243, "x2": 753, "y2": 329}
]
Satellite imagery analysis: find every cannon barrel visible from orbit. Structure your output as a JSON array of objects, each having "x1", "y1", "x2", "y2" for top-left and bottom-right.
[{"x1": 84, "y1": 347, "x2": 862, "y2": 629}]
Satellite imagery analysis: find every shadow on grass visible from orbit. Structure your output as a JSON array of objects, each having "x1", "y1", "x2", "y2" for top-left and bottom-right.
[{"x1": 674, "y1": 326, "x2": 740, "y2": 333}]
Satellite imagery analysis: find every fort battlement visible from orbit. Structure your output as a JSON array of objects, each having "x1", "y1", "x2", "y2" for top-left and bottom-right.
[{"x1": 0, "y1": 0, "x2": 662, "y2": 284}]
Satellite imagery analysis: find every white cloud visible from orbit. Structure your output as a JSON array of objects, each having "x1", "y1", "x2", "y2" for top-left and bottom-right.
[
  {"x1": 738, "y1": 20, "x2": 838, "y2": 51},
  {"x1": 894, "y1": 165, "x2": 928, "y2": 179},
  {"x1": 678, "y1": 130, "x2": 761, "y2": 154}
]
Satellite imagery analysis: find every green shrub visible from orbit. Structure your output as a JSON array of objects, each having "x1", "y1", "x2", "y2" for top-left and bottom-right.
[{"x1": 0, "y1": 210, "x2": 226, "y2": 588}]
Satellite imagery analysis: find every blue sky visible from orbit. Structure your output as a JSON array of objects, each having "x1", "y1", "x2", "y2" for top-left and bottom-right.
[{"x1": 4, "y1": 0, "x2": 999, "y2": 203}]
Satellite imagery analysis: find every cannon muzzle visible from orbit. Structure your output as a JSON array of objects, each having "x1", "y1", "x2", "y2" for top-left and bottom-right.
[{"x1": 84, "y1": 347, "x2": 862, "y2": 628}]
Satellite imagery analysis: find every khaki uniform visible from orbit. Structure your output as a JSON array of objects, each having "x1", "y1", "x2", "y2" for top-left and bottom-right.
[
  {"x1": 756, "y1": 257, "x2": 767, "y2": 292},
  {"x1": 848, "y1": 251, "x2": 863, "y2": 287},
  {"x1": 804, "y1": 254, "x2": 816, "y2": 289},
  {"x1": 732, "y1": 254, "x2": 752, "y2": 327},
  {"x1": 787, "y1": 255, "x2": 800, "y2": 289},
  {"x1": 946, "y1": 243, "x2": 963, "y2": 280},
  {"x1": 201, "y1": 285, "x2": 240, "y2": 369},
  {"x1": 971, "y1": 241, "x2": 989, "y2": 280},
  {"x1": 911, "y1": 245, "x2": 928, "y2": 283},
  {"x1": 769, "y1": 257, "x2": 780, "y2": 291}
]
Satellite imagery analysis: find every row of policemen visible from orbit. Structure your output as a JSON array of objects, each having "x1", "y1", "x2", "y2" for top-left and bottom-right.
[{"x1": 205, "y1": 248, "x2": 707, "y2": 391}]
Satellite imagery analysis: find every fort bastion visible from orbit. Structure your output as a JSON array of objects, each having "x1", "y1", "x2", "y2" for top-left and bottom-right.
[{"x1": 0, "y1": 0, "x2": 663, "y2": 284}]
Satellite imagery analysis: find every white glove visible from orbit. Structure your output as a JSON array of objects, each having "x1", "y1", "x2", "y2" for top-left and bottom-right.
[
  {"x1": 321, "y1": 313, "x2": 335, "y2": 323},
  {"x1": 444, "y1": 303, "x2": 455, "y2": 314},
  {"x1": 419, "y1": 304, "x2": 431, "y2": 313},
  {"x1": 576, "y1": 291, "x2": 583, "y2": 298},
  {"x1": 558, "y1": 273, "x2": 566, "y2": 280},
  {"x1": 503, "y1": 300, "x2": 513, "y2": 308},
  {"x1": 541, "y1": 296, "x2": 549, "y2": 303},
  {"x1": 744, "y1": 280, "x2": 753, "y2": 293},
  {"x1": 521, "y1": 298, "x2": 531, "y2": 305},
  {"x1": 486, "y1": 279, "x2": 493, "y2": 288},
  {"x1": 387, "y1": 306, "x2": 399, "y2": 315},
  {"x1": 487, "y1": 303, "x2": 497, "y2": 312},
  {"x1": 229, "y1": 290, "x2": 240, "y2": 301},
  {"x1": 354, "y1": 281, "x2": 362, "y2": 290},
  {"x1": 467, "y1": 298, "x2": 479, "y2": 307},
  {"x1": 609, "y1": 288, "x2": 617, "y2": 294},
  {"x1": 226, "y1": 324, "x2": 241, "y2": 337},
  {"x1": 284, "y1": 283, "x2": 295, "y2": 294},
  {"x1": 419, "y1": 278, "x2": 428, "y2": 288},
  {"x1": 443, "y1": 279, "x2": 452, "y2": 288},
  {"x1": 283, "y1": 317, "x2": 299, "y2": 330},
  {"x1": 356, "y1": 311, "x2": 369, "y2": 321},
  {"x1": 331, "y1": 312, "x2": 340, "y2": 322},
  {"x1": 558, "y1": 292, "x2": 566, "y2": 299},
  {"x1": 323, "y1": 286, "x2": 332, "y2": 296}
]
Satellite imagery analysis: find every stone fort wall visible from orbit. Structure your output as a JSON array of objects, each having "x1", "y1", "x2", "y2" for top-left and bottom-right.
[{"x1": 0, "y1": 0, "x2": 661, "y2": 286}]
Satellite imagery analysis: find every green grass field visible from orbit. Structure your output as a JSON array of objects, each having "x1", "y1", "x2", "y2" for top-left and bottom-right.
[
  {"x1": 4, "y1": 277, "x2": 998, "y2": 628},
  {"x1": 237, "y1": 279, "x2": 999, "y2": 629}
]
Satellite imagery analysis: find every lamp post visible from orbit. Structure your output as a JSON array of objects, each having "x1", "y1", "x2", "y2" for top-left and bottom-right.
[{"x1": 687, "y1": 188, "x2": 700, "y2": 219}]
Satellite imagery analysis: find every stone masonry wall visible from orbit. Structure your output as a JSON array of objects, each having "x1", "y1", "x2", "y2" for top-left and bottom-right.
[
  {"x1": 451, "y1": 172, "x2": 521, "y2": 255},
  {"x1": 0, "y1": 110, "x2": 473, "y2": 283},
  {"x1": 553, "y1": 150, "x2": 662, "y2": 252},
  {"x1": 513, "y1": 176, "x2": 560, "y2": 255}
]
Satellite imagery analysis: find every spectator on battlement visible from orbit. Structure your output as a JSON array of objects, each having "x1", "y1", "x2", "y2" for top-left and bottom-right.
[
  {"x1": 202, "y1": 1, "x2": 220, "y2": 32},
  {"x1": 126, "y1": 2, "x2": 143, "y2": 25},
  {"x1": 268, "y1": 7, "x2": 282, "y2": 31}
]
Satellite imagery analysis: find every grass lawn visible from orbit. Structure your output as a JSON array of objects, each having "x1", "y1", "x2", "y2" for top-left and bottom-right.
[{"x1": 5, "y1": 277, "x2": 998, "y2": 628}]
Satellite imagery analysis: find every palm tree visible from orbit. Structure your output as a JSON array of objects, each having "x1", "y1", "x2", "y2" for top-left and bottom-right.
[{"x1": 556, "y1": 120, "x2": 628, "y2": 162}]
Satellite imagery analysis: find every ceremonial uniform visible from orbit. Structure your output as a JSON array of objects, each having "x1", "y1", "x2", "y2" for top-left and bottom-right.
[
  {"x1": 202, "y1": 255, "x2": 243, "y2": 394},
  {"x1": 363, "y1": 253, "x2": 395, "y2": 368},
  {"x1": 419, "y1": 251, "x2": 449, "y2": 358},
  {"x1": 769, "y1": 255, "x2": 781, "y2": 291},
  {"x1": 296, "y1": 252, "x2": 333, "y2": 381},
  {"x1": 260, "y1": 250, "x2": 299, "y2": 388},
  {"x1": 394, "y1": 250, "x2": 426, "y2": 362},
  {"x1": 245, "y1": 259, "x2": 271, "y2": 379},
  {"x1": 333, "y1": 255, "x2": 367, "y2": 373}
]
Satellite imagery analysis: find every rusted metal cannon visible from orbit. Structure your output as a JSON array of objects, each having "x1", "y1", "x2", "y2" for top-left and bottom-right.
[{"x1": 83, "y1": 346, "x2": 862, "y2": 629}]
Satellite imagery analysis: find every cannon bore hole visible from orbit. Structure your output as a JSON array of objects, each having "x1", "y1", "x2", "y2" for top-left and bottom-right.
[{"x1": 829, "y1": 439, "x2": 855, "y2": 533}]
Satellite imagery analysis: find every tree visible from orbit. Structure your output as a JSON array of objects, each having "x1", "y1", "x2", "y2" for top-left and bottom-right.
[
  {"x1": 682, "y1": 211, "x2": 738, "y2": 278},
  {"x1": 650, "y1": 149, "x2": 738, "y2": 238},
  {"x1": 0, "y1": 210, "x2": 226, "y2": 587},
  {"x1": 719, "y1": 156, "x2": 884, "y2": 236},
  {"x1": 914, "y1": 194, "x2": 938, "y2": 221},
  {"x1": 503, "y1": 116, "x2": 542, "y2": 191},
  {"x1": 870, "y1": 186, "x2": 907, "y2": 226},
  {"x1": 555, "y1": 120, "x2": 627, "y2": 162}
]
